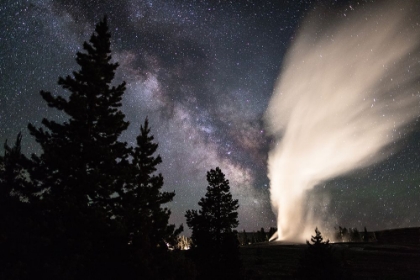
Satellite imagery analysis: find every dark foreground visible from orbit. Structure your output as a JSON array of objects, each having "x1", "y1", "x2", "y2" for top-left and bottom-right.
[{"x1": 240, "y1": 242, "x2": 420, "y2": 279}]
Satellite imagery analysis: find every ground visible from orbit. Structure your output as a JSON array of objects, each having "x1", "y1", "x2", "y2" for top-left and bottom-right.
[{"x1": 239, "y1": 241, "x2": 420, "y2": 279}]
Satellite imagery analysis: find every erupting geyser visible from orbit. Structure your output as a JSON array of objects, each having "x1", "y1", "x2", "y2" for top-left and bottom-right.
[{"x1": 265, "y1": 1, "x2": 420, "y2": 242}]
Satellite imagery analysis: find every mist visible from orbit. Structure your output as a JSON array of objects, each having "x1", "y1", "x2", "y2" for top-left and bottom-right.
[{"x1": 265, "y1": 1, "x2": 420, "y2": 242}]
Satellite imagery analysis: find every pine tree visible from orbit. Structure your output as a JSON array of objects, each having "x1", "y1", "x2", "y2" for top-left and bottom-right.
[
  {"x1": 119, "y1": 118, "x2": 181, "y2": 250},
  {"x1": 297, "y1": 228, "x2": 347, "y2": 280},
  {"x1": 28, "y1": 16, "x2": 128, "y2": 214},
  {"x1": 13, "y1": 16, "x2": 191, "y2": 279},
  {"x1": 186, "y1": 167, "x2": 239, "y2": 247},
  {"x1": 26, "y1": 16, "x2": 130, "y2": 278},
  {"x1": 308, "y1": 227, "x2": 329, "y2": 246},
  {"x1": 185, "y1": 167, "x2": 240, "y2": 279}
]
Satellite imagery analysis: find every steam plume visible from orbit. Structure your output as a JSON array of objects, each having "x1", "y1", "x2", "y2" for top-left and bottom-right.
[{"x1": 265, "y1": 2, "x2": 420, "y2": 242}]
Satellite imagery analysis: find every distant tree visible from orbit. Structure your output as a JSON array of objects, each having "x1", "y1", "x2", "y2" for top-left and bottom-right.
[
  {"x1": 341, "y1": 227, "x2": 349, "y2": 242},
  {"x1": 349, "y1": 228, "x2": 361, "y2": 242},
  {"x1": 335, "y1": 226, "x2": 342, "y2": 242},
  {"x1": 185, "y1": 167, "x2": 240, "y2": 279},
  {"x1": 296, "y1": 227, "x2": 347, "y2": 280},
  {"x1": 258, "y1": 227, "x2": 267, "y2": 242},
  {"x1": 311, "y1": 228, "x2": 324, "y2": 243},
  {"x1": 363, "y1": 226, "x2": 369, "y2": 242}
]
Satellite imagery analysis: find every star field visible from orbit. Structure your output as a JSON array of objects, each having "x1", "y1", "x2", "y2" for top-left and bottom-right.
[{"x1": 1, "y1": 0, "x2": 419, "y2": 235}]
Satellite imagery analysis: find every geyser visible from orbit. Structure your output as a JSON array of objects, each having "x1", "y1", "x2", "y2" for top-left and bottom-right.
[{"x1": 265, "y1": 1, "x2": 420, "y2": 242}]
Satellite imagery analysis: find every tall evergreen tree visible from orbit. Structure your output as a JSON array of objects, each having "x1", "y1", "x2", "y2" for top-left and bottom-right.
[
  {"x1": 119, "y1": 118, "x2": 181, "y2": 250},
  {"x1": 28, "y1": 16, "x2": 128, "y2": 214},
  {"x1": 6, "y1": 16, "x2": 191, "y2": 280},
  {"x1": 26, "y1": 16, "x2": 130, "y2": 278},
  {"x1": 185, "y1": 167, "x2": 240, "y2": 279},
  {"x1": 186, "y1": 167, "x2": 239, "y2": 247}
]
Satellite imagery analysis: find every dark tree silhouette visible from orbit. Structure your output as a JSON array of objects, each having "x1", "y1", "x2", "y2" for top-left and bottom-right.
[
  {"x1": 185, "y1": 167, "x2": 240, "y2": 279},
  {"x1": 24, "y1": 16, "x2": 130, "y2": 278},
  {"x1": 349, "y1": 228, "x2": 361, "y2": 242},
  {"x1": 363, "y1": 226, "x2": 369, "y2": 242},
  {"x1": 0, "y1": 133, "x2": 33, "y2": 203},
  {"x1": 337, "y1": 226, "x2": 349, "y2": 242},
  {"x1": 257, "y1": 227, "x2": 267, "y2": 242},
  {"x1": 28, "y1": 16, "x2": 129, "y2": 215},
  {"x1": 17, "y1": 17, "x2": 190, "y2": 279},
  {"x1": 0, "y1": 133, "x2": 43, "y2": 279},
  {"x1": 297, "y1": 227, "x2": 348, "y2": 280},
  {"x1": 119, "y1": 118, "x2": 182, "y2": 256}
]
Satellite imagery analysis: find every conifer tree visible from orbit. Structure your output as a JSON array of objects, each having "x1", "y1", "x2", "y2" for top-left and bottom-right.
[
  {"x1": 185, "y1": 167, "x2": 240, "y2": 279},
  {"x1": 15, "y1": 16, "x2": 190, "y2": 279},
  {"x1": 186, "y1": 167, "x2": 239, "y2": 247},
  {"x1": 28, "y1": 16, "x2": 128, "y2": 214},
  {"x1": 26, "y1": 16, "x2": 130, "y2": 278},
  {"x1": 119, "y1": 118, "x2": 181, "y2": 250},
  {"x1": 297, "y1": 227, "x2": 347, "y2": 280}
]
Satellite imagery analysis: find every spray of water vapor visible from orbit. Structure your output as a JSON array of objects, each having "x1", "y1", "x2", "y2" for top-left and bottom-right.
[{"x1": 265, "y1": 2, "x2": 420, "y2": 242}]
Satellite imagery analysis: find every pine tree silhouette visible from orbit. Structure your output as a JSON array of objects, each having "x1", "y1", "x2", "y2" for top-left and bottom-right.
[
  {"x1": 119, "y1": 118, "x2": 182, "y2": 251},
  {"x1": 28, "y1": 16, "x2": 129, "y2": 214},
  {"x1": 21, "y1": 17, "x2": 193, "y2": 279},
  {"x1": 297, "y1": 227, "x2": 348, "y2": 280},
  {"x1": 186, "y1": 167, "x2": 240, "y2": 279},
  {"x1": 25, "y1": 17, "x2": 131, "y2": 278}
]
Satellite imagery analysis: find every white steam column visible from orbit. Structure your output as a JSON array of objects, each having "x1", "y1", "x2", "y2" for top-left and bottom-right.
[{"x1": 265, "y1": 1, "x2": 420, "y2": 242}]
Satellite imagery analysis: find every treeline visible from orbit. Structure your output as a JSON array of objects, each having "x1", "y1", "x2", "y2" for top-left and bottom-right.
[
  {"x1": 335, "y1": 226, "x2": 371, "y2": 243},
  {"x1": 238, "y1": 227, "x2": 277, "y2": 245},
  {"x1": 0, "y1": 17, "x2": 194, "y2": 279}
]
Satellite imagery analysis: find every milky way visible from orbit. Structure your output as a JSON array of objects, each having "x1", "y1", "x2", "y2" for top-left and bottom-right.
[{"x1": 1, "y1": 0, "x2": 419, "y2": 235}]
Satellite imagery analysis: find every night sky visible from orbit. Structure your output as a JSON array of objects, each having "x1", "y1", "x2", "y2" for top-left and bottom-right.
[{"x1": 1, "y1": 0, "x2": 419, "y2": 235}]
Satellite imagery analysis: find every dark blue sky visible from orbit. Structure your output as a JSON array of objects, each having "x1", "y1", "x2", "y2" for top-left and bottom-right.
[{"x1": 1, "y1": 0, "x2": 419, "y2": 234}]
